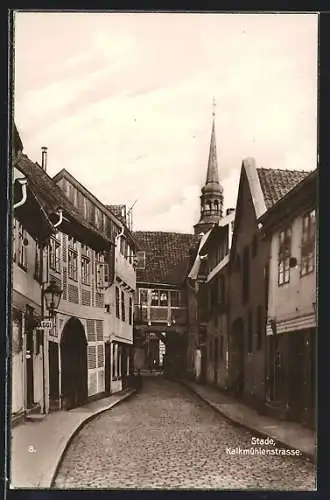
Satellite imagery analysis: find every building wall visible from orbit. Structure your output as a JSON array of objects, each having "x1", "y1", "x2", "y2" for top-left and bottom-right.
[
  {"x1": 12, "y1": 219, "x2": 45, "y2": 416},
  {"x1": 186, "y1": 282, "x2": 199, "y2": 378},
  {"x1": 267, "y1": 212, "x2": 316, "y2": 332},
  {"x1": 264, "y1": 207, "x2": 316, "y2": 427},
  {"x1": 52, "y1": 232, "x2": 106, "y2": 399},
  {"x1": 229, "y1": 172, "x2": 269, "y2": 407}
]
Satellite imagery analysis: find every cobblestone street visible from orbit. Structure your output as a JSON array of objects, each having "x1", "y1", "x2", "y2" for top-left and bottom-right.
[{"x1": 54, "y1": 377, "x2": 316, "y2": 490}]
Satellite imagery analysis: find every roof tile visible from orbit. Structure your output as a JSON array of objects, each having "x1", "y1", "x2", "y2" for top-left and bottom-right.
[
  {"x1": 257, "y1": 168, "x2": 310, "y2": 209},
  {"x1": 134, "y1": 231, "x2": 200, "y2": 286}
]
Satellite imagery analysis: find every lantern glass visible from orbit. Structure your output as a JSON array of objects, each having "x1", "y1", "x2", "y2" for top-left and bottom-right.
[{"x1": 44, "y1": 280, "x2": 62, "y2": 313}]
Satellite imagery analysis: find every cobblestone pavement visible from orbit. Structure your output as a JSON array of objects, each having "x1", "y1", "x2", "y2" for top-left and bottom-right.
[{"x1": 54, "y1": 377, "x2": 316, "y2": 490}]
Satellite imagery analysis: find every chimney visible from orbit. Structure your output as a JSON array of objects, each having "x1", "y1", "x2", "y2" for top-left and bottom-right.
[
  {"x1": 226, "y1": 208, "x2": 235, "y2": 216},
  {"x1": 41, "y1": 146, "x2": 48, "y2": 171}
]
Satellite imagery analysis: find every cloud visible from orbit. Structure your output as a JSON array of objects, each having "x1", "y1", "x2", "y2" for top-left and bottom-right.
[{"x1": 14, "y1": 12, "x2": 318, "y2": 234}]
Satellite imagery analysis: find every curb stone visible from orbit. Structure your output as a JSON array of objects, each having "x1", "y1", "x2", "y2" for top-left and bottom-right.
[
  {"x1": 50, "y1": 388, "x2": 138, "y2": 488},
  {"x1": 179, "y1": 380, "x2": 316, "y2": 464}
]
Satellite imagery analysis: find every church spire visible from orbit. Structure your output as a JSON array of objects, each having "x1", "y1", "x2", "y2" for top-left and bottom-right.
[
  {"x1": 194, "y1": 98, "x2": 224, "y2": 236},
  {"x1": 205, "y1": 99, "x2": 219, "y2": 186}
]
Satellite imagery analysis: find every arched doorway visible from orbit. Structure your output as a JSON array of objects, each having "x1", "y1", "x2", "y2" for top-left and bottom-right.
[
  {"x1": 231, "y1": 318, "x2": 245, "y2": 397},
  {"x1": 60, "y1": 317, "x2": 88, "y2": 410}
]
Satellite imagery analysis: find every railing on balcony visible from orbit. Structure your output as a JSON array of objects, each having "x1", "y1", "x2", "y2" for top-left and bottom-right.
[{"x1": 134, "y1": 304, "x2": 187, "y2": 326}]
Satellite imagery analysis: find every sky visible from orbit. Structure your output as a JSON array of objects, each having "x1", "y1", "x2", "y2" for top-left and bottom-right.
[{"x1": 13, "y1": 12, "x2": 318, "y2": 233}]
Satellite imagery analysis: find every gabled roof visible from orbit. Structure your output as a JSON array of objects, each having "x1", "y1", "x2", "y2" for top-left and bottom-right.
[
  {"x1": 187, "y1": 229, "x2": 212, "y2": 281},
  {"x1": 257, "y1": 167, "x2": 310, "y2": 210},
  {"x1": 134, "y1": 231, "x2": 200, "y2": 286},
  {"x1": 53, "y1": 168, "x2": 138, "y2": 248},
  {"x1": 13, "y1": 124, "x2": 23, "y2": 155},
  {"x1": 14, "y1": 154, "x2": 111, "y2": 250},
  {"x1": 229, "y1": 158, "x2": 313, "y2": 259},
  {"x1": 259, "y1": 169, "x2": 317, "y2": 230},
  {"x1": 13, "y1": 165, "x2": 54, "y2": 243}
]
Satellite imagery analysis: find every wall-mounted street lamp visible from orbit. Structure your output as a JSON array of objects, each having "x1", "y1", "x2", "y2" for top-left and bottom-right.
[
  {"x1": 40, "y1": 279, "x2": 63, "y2": 414},
  {"x1": 44, "y1": 279, "x2": 63, "y2": 318}
]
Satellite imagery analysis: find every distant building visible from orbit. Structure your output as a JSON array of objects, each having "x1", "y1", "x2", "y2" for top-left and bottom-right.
[
  {"x1": 133, "y1": 231, "x2": 199, "y2": 376},
  {"x1": 259, "y1": 169, "x2": 317, "y2": 428}
]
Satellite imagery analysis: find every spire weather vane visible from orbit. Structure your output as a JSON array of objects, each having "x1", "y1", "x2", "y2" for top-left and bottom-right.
[{"x1": 212, "y1": 97, "x2": 216, "y2": 118}]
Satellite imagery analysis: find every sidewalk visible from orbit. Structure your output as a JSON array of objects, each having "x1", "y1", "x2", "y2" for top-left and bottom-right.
[
  {"x1": 10, "y1": 388, "x2": 136, "y2": 489},
  {"x1": 181, "y1": 379, "x2": 317, "y2": 463}
]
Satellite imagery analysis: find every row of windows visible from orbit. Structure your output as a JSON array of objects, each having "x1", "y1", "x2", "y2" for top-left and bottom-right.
[
  {"x1": 233, "y1": 209, "x2": 316, "y2": 304},
  {"x1": 138, "y1": 288, "x2": 185, "y2": 307},
  {"x1": 115, "y1": 287, "x2": 133, "y2": 325},
  {"x1": 13, "y1": 220, "x2": 109, "y2": 290},
  {"x1": 66, "y1": 179, "x2": 134, "y2": 265}
]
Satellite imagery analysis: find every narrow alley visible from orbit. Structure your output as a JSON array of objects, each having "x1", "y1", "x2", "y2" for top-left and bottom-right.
[{"x1": 53, "y1": 377, "x2": 316, "y2": 490}]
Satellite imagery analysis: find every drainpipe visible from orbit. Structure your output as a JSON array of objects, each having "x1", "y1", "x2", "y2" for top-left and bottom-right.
[
  {"x1": 115, "y1": 226, "x2": 125, "y2": 245},
  {"x1": 40, "y1": 241, "x2": 46, "y2": 414},
  {"x1": 53, "y1": 208, "x2": 63, "y2": 229},
  {"x1": 14, "y1": 178, "x2": 28, "y2": 210}
]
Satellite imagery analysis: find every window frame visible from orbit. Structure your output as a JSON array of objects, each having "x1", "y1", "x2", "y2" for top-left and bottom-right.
[
  {"x1": 278, "y1": 226, "x2": 292, "y2": 286},
  {"x1": 49, "y1": 234, "x2": 61, "y2": 273},
  {"x1": 81, "y1": 255, "x2": 91, "y2": 285},
  {"x1": 17, "y1": 223, "x2": 28, "y2": 270},
  {"x1": 300, "y1": 209, "x2": 316, "y2": 277},
  {"x1": 68, "y1": 248, "x2": 78, "y2": 281}
]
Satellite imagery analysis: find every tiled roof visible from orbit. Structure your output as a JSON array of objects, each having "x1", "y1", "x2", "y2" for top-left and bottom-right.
[
  {"x1": 14, "y1": 154, "x2": 111, "y2": 249},
  {"x1": 133, "y1": 231, "x2": 200, "y2": 286},
  {"x1": 257, "y1": 168, "x2": 310, "y2": 210}
]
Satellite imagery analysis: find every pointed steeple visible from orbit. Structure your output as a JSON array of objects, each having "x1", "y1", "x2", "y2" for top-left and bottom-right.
[
  {"x1": 205, "y1": 99, "x2": 219, "y2": 187},
  {"x1": 194, "y1": 98, "x2": 224, "y2": 236}
]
